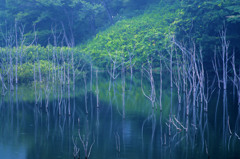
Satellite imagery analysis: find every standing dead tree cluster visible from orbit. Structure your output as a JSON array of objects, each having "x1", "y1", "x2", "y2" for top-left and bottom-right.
[
  {"x1": 0, "y1": 22, "x2": 96, "y2": 117},
  {"x1": 168, "y1": 35, "x2": 215, "y2": 133},
  {"x1": 0, "y1": 22, "x2": 26, "y2": 94},
  {"x1": 212, "y1": 26, "x2": 231, "y2": 91}
]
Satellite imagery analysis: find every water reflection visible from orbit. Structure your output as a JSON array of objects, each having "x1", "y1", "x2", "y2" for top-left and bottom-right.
[{"x1": 0, "y1": 77, "x2": 240, "y2": 159}]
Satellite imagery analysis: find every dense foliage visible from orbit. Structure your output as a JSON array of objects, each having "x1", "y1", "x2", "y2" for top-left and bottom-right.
[
  {"x1": 0, "y1": 0, "x2": 158, "y2": 46},
  {"x1": 0, "y1": 0, "x2": 240, "y2": 83}
]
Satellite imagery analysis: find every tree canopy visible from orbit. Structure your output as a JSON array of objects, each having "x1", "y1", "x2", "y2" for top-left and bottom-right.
[{"x1": 0, "y1": 0, "x2": 158, "y2": 46}]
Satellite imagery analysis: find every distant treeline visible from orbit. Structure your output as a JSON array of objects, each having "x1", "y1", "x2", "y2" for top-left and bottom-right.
[
  {"x1": 0, "y1": 0, "x2": 240, "y2": 84},
  {"x1": 0, "y1": 0, "x2": 158, "y2": 46}
]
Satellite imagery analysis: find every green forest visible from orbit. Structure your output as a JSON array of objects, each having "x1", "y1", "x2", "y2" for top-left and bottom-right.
[
  {"x1": 0, "y1": 0, "x2": 240, "y2": 84},
  {"x1": 1, "y1": 1, "x2": 240, "y2": 159}
]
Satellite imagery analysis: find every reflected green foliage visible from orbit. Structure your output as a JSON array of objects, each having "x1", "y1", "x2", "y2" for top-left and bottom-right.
[{"x1": 1, "y1": 1, "x2": 240, "y2": 159}]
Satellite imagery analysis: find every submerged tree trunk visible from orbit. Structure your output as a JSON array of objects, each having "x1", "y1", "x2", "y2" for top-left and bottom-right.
[
  {"x1": 96, "y1": 69, "x2": 99, "y2": 108},
  {"x1": 159, "y1": 57, "x2": 163, "y2": 111},
  {"x1": 220, "y1": 26, "x2": 230, "y2": 90},
  {"x1": 141, "y1": 57, "x2": 156, "y2": 109},
  {"x1": 121, "y1": 57, "x2": 125, "y2": 118},
  {"x1": 84, "y1": 73, "x2": 88, "y2": 114},
  {"x1": 15, "y1": 21, "x2": 18, "y2": 84}
]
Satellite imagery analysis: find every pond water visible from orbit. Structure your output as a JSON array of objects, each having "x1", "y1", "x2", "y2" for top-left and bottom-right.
[{"x1": 0, "y1": 74, "x2": 240, "y2": 159}]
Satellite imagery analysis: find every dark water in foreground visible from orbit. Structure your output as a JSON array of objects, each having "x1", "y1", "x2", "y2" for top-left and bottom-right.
[{"x1": 0, "y1": 79, "x2": 240, "y2": 159}]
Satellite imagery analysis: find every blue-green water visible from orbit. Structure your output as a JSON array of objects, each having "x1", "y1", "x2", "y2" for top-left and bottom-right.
[{"x1": 0, "y1": 76, "x2": 240, "y2": 159}]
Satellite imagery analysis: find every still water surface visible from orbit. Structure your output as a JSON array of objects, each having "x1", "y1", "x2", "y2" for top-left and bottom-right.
[{"x1": 0, "y1": 77, "x2": 240, "y2": 159}]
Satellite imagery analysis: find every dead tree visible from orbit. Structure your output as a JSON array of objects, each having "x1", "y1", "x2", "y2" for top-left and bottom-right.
[
  {"x1": 232, "y1": 51, "x2": 240, "y2": 106},
  {"x1": 51, "y1": 25, "x2": 59, "y2": 84},
  {"x1": 165, "y1": 44, "x2": 174, "y2": 88},
  {"x1": 107, "y1": 51, "x2": 120, "y2": 91},
  {"x1": 78, "y1": 120, "x2": 95, "y2": 159},
  {"x1": 96, "y1": 69, "x2": 99, "y2": 108},
  {"x1": 191, "y1": 42, "x2": 197, "y2": 122},
  {"x1": 72, "y1": 136, "x2": 80, "y2": 159},
  {"x1": 141, "y1": 57, "x2": 156, "y2": 109},
  {"x1": 1, "y1": 25, "x2": 12, "y2": 91},
  {"x1": 220, "y1": 26, "x2": 230, "y2": 90},
  {"x1": 67, "y1": 50, "x2": 71, "y2": 116},
  {"x1": 172, "y1": 37, "x2": 207, "y2": 120},
  {"x1": 127, "y1": 46, "x2": 136, "y2": 81},
  {"x1": 173, "y1": 53, "x2": 182, "y2": 104},
  {"x1": 114, "y1": 132, "x2": 120, "y2": 152},
  {"x1": 58, "y1": 58, "x2": 64, "y2": 115},
  {"x1": 7, "y1": 33, "x2": 14, "y2": 91},
  {"x1": 172, "y1": 39, "x2": 192, "y2": 116},
  {"x1": 159, "y1": 55, "x2": 163, "y2": 111},
  {"x1": 14, "y1": 21, "x2": 19, "y2": 84},
  {"x1": 34, "y1": 61, "x2": 37, "y2": 105},
  {"x1": 203, "y1": 74, "x2": 215, "y2": 112},
  {"x1": 84, "y1": 73, "x2": 88, "y2": 114},
  {"x1": 185, "y1": 67, "x2": 193, "y2": 116},
  {"x1": 44, "y1": 46, "x2": 51, "y2": 111},
  {"x1": 172, "y1": 37, "x2": 191, "y2": 116},
  {"x1": 212, "y1": 47, "x2": 221, "y2": 89},
  {"x1": 0, "y1": 47, "x2": 8, "y2": 95},
  {"x1": 0, "y1": 72, "x2": 7, "y2": 95},
  {"x1": 18, "y1": 24, "x2": 26, "y2": 66},
  {"x1": 196, "y1": 48, "x2": 205, "y2": 104},
  {"x1": 31, "y1": 27, "x2": 43, "y2": 108},
  {"x1": 121, "y1": 56, "x2": 126, "y2": 118},
  {"x1": 44, "y1": 82, "x2": 50, "y2": 111},
  {"x1": 90, "y1": 63, "x2": 93, "y2": 93}
]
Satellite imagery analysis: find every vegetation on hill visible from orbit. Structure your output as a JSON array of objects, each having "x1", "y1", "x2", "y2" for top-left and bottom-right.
[{"x1": 0, "y1": 0, "x2": 240, "y2": 84}]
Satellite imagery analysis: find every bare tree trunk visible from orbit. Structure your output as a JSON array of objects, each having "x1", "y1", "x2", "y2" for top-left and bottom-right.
[
  {"x1": 220, "y1": 26, "x2": 230, "y2": 90},
  {"x1": 128, "y1": 47, "x2": 136, "y2": 82},
  {"x1": 90, "y1": 64, "x2": 93, "y2": 93},
  {"x1": 166, "y1": 45, "x2": 173, "y2": 88},
  {"x1": 212, "y1": 47, "x2": 221, "y2": 89},
  {"x1": 203, "y1": 74, "x2": 215, "y2": 112},
  {"x1": 141, "y1": 57, "x2": 156, "y2": 109},
  {"x1": 59, "y1": 64, "x2": 63, "y2": 115},
  {"x1": 232, "y1": 51, "x2": 240, "y2": 106},
  {"x1": 68, "y1": 54, "x2": 71, "y2": 116},
  {"x1": 37, "y1": 46, "x2": 42, "y2": 108},
  {"x1": 34, "y1": 62, "x2": 37, "y2": 106},
  {"x1": 0, "y1": 72, "x2": 7, "y2": 95},
  {"x1": 76, "y1": 118, "x2": 95, "y2": 159},
  {"x1": 121, "y1": 57, "x2": 125, "y2": 118},
  {"x1": 96, "y1": 69, "x2": 99, "y2": 108},
  {"x1": 173, "y1": 53, "x2": 182, "y2": 104},
  {"x1": 186, "y1": 74, "x2": 192, "y2": 116},
  {"x1": 72, "y1": 49, "x2": 75, "y2": 92},
  {"x1": 9, "y1": 47, "x2": 14, "y2": 91},
  {"x1": 15, "y1": 21, "x2": 18, "y2": 84},
  {"x1": 84, "y1": 73, "x2": 88, "y2": 114},
  {"x1": 107, "y1": 51, "x2": 120, "y2": 92},
  {"x1": 191, "y1": 42, "x2": 197, "y2": 125},
  {"x1": 0, "y1": 47, "x2": 7, "y2": 95},
  {"x1": 108, "y1": 64, "x2": 112, "y2": 92},
  {"x1": 159, "y1": 57, "x2": 163, "y2": 111},
  {"x1": 44, "y1": 46, "x2": 51, "y2": 111}
]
